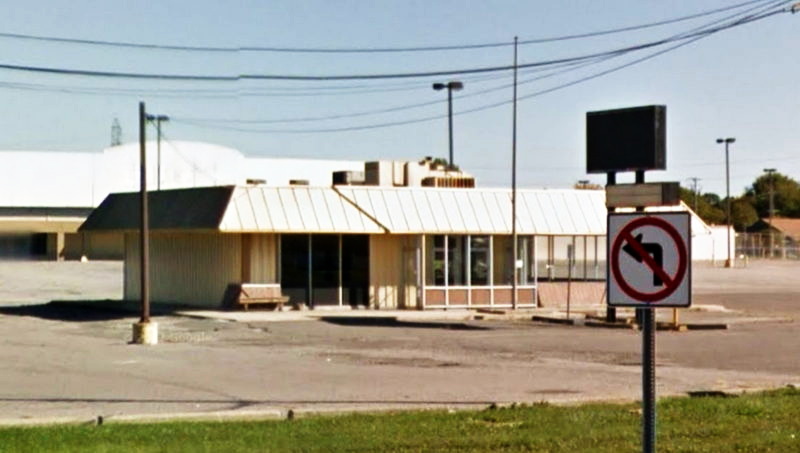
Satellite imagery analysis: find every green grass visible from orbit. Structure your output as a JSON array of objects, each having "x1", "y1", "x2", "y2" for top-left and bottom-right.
[{"x1": 1, "y1": 388, "x2": 799, "y2": 452}]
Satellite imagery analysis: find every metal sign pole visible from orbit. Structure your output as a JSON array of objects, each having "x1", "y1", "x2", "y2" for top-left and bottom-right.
[
  {"x1": 642, "y1": 307, "x2": 656, "y2": 453},
  {"x1": 635, "y1": 169, "x2": 655, "y2": 453}
]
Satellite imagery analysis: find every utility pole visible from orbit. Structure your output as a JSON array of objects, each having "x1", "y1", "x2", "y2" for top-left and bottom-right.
[
  {"x1": 687, "y1": 177, "x2": 701, "y2": 213},
  {"x1": 764, "y1": 168, "x2": 777, "y2": 258},
  {"x1": 132, "y1": 101, "x2": 158, "y2": 345},
  {"x1": 511, "y1": 36, "x2": 519, "y2": 310},
  {"x1": 146, "y1": 114, "x2": 169, "y2": 191}
]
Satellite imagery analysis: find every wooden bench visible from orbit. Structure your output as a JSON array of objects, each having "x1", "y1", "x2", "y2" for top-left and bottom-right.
[{"x1": 235, "y1": 283, "x2": 290, "y2": 311}]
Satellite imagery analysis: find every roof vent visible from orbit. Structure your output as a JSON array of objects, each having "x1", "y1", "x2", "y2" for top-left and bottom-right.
[
  {"x1": 246, "y1": 178, "x2": 266, "y2": 185},
  {"x1": 289, "y1": 179, "x2": 309, "y2": 186}
]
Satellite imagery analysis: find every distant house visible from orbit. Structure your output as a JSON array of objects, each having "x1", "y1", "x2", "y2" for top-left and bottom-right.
[{"x1": 745, "y1": 217, "x2": 800, "y2": 258}]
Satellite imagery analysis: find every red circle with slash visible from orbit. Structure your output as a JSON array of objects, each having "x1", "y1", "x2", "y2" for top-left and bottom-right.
[{"x1": 611, "y1": 216, "x2": 688, "y2": 303}]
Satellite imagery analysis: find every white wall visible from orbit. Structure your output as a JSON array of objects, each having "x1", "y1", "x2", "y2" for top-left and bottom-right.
[{"x1": 0, "y1": 141, "x2": 365, "y2": 209}]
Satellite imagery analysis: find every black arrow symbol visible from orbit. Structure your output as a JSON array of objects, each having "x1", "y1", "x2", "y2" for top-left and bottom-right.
[{"x1": 622, "y1": 233, "x2": 664, "y2": 286}]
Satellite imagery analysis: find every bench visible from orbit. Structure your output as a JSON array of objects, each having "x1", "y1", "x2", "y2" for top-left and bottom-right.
[{"x1": 235, "y1": 283, "x2": 290, "y2": 311}]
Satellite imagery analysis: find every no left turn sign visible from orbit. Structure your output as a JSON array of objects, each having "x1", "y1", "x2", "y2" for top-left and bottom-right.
[{"x1": 607, "y1": 212, "x2": 691, "y2": 307}]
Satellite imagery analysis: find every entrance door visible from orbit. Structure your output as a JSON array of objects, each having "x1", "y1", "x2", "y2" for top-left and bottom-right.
[
  {"x1": 311, "y1": 235, "x2": 339, "y2": 306},
  {"x1": 280, "y1": 234, "x2": 309, "y2": 305},
  {"x1": 342, "y1": 235, "x2": 369, "y2": 307}
]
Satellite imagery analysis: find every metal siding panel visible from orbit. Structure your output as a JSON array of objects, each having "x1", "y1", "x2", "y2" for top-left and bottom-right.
[
  {"x1": 531, "y1": 192, "x2": 553, "y2": 233},
  {"x1": 353, "y1": 190, "x2": 376, "y2": 230},
  {"x1": 571, "y1": 192, "x2": 593, "y2": 234},
  {"x1": 457, "y1": 191, "x2": 480, "y2": 233},
  {"x1": 368, "y1": 190, "x2": 392, "y2": 231},
  {"x1": 309, "y1": 188, "x2": 334, "y2": 232},
  {"x1": 516, "y1": 192, "x2": 535, "y2": 234},
  {"x1": 250, "y1": 188, "x2": 271, "y2": 231},
  {"x1": 294, "y1": 188, "x2": 318, "y2": 231},
  {"x1": 384, "y1": 190, "x2": 409, "y2": 232},
  {"x1": 235, "y1": 190, "x2": 258, "y2": 231},
  {"x1": 556, "y1": 192, "x2": 579, "y2": 234},
  {"x1": 278, "y1": 188, "x2": 303, "y2": 231},
  {"x1": 493, "y1": 191, "x2": 513, "y2": 233},
  {"x1": 427, "y1": 191, "x2": 450, "y2": 233},
  {"x1": 469, "y1": 191, "x2": 493, "y2": 233},
  {"x1": 149, "y1": 232, "x2": 241, "y2": 308},
  {"x1": 412, "y1": 191, "x2": 437, "y2": 232},
  {"x1": 264, "y1": 189, "x2": 288, "y2": 231},
  {"x1": 398, "y1": 190, "x2": 422, "y2": 233},
  {"x1": 324, "y1": 190, "x2": 350, "y2": 232}
]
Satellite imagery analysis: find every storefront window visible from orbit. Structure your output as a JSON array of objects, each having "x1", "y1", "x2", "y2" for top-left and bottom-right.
[{"x1": 470, "y1": 236, "x2": 490, "y2": 285}]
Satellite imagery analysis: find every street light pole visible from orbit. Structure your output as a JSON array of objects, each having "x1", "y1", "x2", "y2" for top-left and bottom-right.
[
  {"x1": 146, "y1": 114, "x2": 169, "y2": 191},
  {"x1": 432, "y1": 81, "x2": 464, "y2": 169},
  {"x1": 717, "y1": 137, "x2": 735, "y2": 268}
]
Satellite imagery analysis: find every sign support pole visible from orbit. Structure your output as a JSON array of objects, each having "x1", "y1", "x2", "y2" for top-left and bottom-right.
[
  {"x1": 642, "y1": 308, "x2": 656, "y2": 453},
  {"x1": 605, "y1": 171, "x2": 617, "y2": 323},
  {"x1": 634, "y1": 169, "x2": 655, "y2": 453}
]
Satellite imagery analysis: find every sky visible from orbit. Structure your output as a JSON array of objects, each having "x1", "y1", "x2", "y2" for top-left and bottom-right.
[{"x1": 0, "y1": 0, "x2": 797, "y2": 197}]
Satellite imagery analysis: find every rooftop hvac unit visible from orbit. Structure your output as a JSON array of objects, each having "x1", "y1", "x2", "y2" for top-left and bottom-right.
[
  {"x1": 332, "y1": 171, "x2": 365, "y2": 185},
  {"x1": 421, "y1": 176, "x2": 476, "y2": 188},
  {"x1": 365, "y1": 161, "x2": 395, "y2": 186}
]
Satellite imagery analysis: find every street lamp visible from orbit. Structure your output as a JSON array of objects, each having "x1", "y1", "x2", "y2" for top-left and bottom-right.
[
  {"x1": 716, "y1": 137, "x2": 735, "y2": 267},
  {"x1": 432, "y1": 81, "x2": 463, "y2": 169},
  {"x1": 146, "y1": 114, "x2": 169, "y2": 190}
]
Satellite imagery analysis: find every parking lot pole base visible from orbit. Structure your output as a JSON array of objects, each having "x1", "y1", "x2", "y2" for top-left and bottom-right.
[{"x1": 132, "y1": 322, "x2": 158, "y2": 345}]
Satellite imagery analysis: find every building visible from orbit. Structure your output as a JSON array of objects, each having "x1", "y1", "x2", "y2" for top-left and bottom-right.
[
  {"x1": 740, "y1": 217, "x2": 800, "y2": 259},
  {"x1": 80, "y1": 182, "x2": 608, "y2": 310},
  {"x1": 0, "y1": 141, "x2": 363, "y2": 260}
]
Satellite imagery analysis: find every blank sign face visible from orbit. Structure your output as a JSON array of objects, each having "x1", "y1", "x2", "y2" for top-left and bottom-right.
[
  {"x1": 607, "y1": 212, "x2": 691, "y2": 308},
  {"x1": 586, "y1": 105, "x2": 666, "y2": 174}
]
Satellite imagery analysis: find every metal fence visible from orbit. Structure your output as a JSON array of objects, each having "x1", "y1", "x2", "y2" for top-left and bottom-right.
[{"x1": 736, "y1": 232, "x2": 800, "y2": 259}]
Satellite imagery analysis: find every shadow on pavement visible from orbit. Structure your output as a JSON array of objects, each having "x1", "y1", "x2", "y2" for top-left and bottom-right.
[
  {"x1": 0, "y1": 300, "x2": 135, "y2": 322},
  {"x1": 320, "y1": 316, "x2": 490, "y2": 331}
]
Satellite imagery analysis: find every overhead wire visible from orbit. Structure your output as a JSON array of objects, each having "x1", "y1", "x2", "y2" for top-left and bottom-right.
[
  {"x1": 0, "y1": 1, "x2": 791, "y2": 82},
  {"x1": 0, "y1": 0, "x2": 771, "y2": 53},
  {"x1": 173, "y1": 3, "x2": 791, "y2": 134}
]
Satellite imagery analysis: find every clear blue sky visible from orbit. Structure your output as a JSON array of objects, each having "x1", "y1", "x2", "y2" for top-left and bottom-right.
[{"x1": 0, "y1": 0, "x2": 797, "y2": 197}]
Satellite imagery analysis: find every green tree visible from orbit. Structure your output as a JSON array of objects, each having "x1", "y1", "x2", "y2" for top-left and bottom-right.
[
  {"x1": 679, "y1": 186, "x2": 725, "y2": 225},
  {"x1": 745, "y1": 172, "x2": 800, "y2": 218},
  {"x1": 731, "y1": 198, "x2": 759, "y2": 231}
]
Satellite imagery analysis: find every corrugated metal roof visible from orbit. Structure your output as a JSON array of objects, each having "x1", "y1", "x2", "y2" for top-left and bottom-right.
[
  {"x1": 335, "y1": 187, "x2": 607, "y2": 235},
  {"x1": 81, "y1": 185, "x2": 611, "y2": 235},
  {"x1": 218, "y1": 186, "x2": 385, "y2": 233}
]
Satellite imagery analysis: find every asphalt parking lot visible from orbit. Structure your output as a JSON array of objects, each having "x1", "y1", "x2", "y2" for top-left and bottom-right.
[{"x1": 0, "y1": 259, "x2": 797, "y2": 423}]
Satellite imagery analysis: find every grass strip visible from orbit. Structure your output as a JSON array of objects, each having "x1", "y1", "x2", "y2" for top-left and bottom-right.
[{"x1": 1, "y1": 388, "x2": 798, "y2": 452}]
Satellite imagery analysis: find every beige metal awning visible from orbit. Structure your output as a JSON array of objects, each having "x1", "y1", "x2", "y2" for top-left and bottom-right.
[
  {"x1": 334, "y1": 186, "x2": 606, "y2": 235},
  {"x1": 219, "y1": 186, "x2": 385, "y2": 233}
]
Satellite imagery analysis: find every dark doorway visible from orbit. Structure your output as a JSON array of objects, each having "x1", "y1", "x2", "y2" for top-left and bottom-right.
[
  {"x1": 280, "y1": 234, "x2": 370, "y2": 308},
  {"x1": 342, "y1": 235, "x2": 369, "y2": 307},
  {"x1": 280, "y1": 234, "x2": 309, "y2": 305},
  {"x1": 311, "y1": 235, "x2": 339, "y2": 306}
]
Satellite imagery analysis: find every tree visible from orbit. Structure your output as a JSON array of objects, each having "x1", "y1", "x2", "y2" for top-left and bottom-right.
[
  {"x1": 731, "y1": 198, "x2": 759, "y2": 231},
  {"x1": 679, "y1": 186, "x2": 724, "y2": 225},
  {"x1": 745, "y1": 172, "x2": 800, "y2": 218}
]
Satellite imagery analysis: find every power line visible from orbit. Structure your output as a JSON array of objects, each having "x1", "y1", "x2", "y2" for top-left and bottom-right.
[
  {"x1": 0, "y1": 0, "x2": 773, "y2": 54},
  {"x1": 175, "y1": 1, "x2": 787, "y2": 126},
  {"x1": 0, "y1": 3, "x2": 790, "y2": 83},
  {"x1": 173, "y1": 6, "x2": 788, "y2": 134}
]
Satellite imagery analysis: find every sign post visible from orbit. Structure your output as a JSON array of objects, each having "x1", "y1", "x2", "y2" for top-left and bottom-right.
[
  {"x1": 587, "y1": 104, "x2": 689, "y2": 453},
  {"x1": 608, "y1": 212, "x2": 691, "y2": 453}
]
